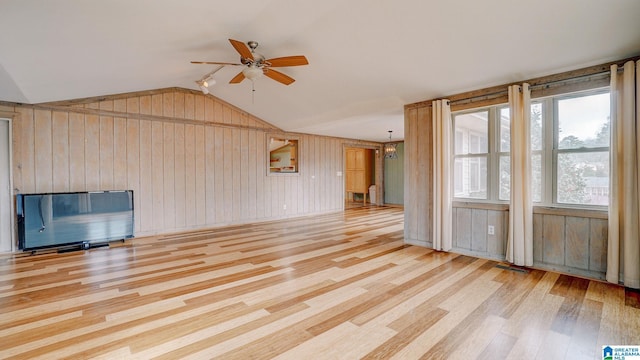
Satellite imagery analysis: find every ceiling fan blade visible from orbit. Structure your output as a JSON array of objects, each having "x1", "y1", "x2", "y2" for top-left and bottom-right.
[
  {"x1": 264, "y1": 69, "x2": 295, "y2": 85},
  {"x1": 229, "y1": 71, "x2": 246, "y2": 84},
  {"x1": 191, "y1": 61, "x2": 242, "y2": 66},
  {"x1": 266, "y1": 55, "x2": 309, "y2": 67},
  {"x1": 229, "y1": 39, "x2": 254, "y2": 61}
]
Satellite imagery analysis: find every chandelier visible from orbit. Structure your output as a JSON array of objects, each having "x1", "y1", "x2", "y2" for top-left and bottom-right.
[{"x1": 384, "y1": 130, "x2": 398, "y2": 159}]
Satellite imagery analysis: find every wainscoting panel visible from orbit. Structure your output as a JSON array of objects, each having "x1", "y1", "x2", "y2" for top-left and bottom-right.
[
  {"x1": 534, "y1": 208, "x2": 608, "y2": 279},
  {"x1": 452, "y1": 205, "x2": 508, "y2": 260}
]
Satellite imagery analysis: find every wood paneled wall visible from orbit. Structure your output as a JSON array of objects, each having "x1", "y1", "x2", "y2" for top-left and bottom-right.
[
  {"x1": 450, "y1": 204, "x2": 608, "y2": 280},
  {"x1": 403, "y1": 106, "x2": 432, "y2": 247},
  {"x1": 533, "y1": 208, "x2": 607, "y2": 280},
  {"x1": 452, "y1": 204, "x2": 508, "y2": 260},
  {"x1": 404, "y1": 102, "x2": 608, "y2": 280},
  {"x1": 2, "y1": 88, "x2": 379, "y2": 240}
]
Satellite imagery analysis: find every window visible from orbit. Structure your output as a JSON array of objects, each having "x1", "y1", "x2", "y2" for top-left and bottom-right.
[
  {"x1": 452, "y1": 89, "x2": 610, "y2": 208},
  {"x1": 554, "y1": 92, "x2": 610, "y2": 206},
  {"x1": 453, "y1": 110, "x2": 488, "y2": 199}
]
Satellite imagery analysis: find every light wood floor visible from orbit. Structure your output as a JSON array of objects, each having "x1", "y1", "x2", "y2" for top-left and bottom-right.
[{"x1": 1, "y1": 206, "x2": 639, "y2": 359}]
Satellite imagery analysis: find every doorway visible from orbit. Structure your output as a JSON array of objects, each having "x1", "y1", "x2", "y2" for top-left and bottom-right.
[
  {"x1": 0, "y1": 119, "x2": 12, "y2": 252},
  {"x1": 344, "y1": 146, "x2": 379, "y2": 209}
]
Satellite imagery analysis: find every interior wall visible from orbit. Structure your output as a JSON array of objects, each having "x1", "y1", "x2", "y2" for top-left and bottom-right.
[
  {"x1": 384, "y1": 142, "x2": 404, "y2": 205},
  {"x1": 405, "y1": 101, "x2": 609, "y2": 280},
  {"x1": 0, "y1": 119, "x2": 11, "y2": 252},
  {"x1": 2, "y1": 88, "x2": 379, "y2": 242},
  {"x1": 404, "y1": 106, "x2": 432, "y2": 247}
]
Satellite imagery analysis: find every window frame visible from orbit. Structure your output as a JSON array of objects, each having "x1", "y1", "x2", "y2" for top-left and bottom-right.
[
  {"x1": 451, "y1": 87, "x2": 610, "y2": 209},
  {"x1": 549, "y1": 89, "x2": 610, "y2": 208}
]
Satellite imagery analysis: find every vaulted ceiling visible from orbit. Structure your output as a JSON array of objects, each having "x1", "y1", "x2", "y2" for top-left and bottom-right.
[{"x1": 1, "y1": 1, "x2": 639, "y2": 142}]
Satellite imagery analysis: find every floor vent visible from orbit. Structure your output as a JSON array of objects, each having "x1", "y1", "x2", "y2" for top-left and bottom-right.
[{"x1": 495, "y1": 264, "x2": 529, "y2": 274}]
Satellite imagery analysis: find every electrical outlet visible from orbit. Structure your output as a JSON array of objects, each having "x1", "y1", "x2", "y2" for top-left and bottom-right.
[
  {"x1": 488, "y1": 225, "x2": 495, "y2": 235},
  {"x1": 283, "y1": 204, "x2": 287, "y2": 210}
]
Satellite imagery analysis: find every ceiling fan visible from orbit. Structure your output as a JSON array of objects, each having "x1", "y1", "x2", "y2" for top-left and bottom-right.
[{"x1": 192, "y1": 39, "x2": 309, "y2": 86}]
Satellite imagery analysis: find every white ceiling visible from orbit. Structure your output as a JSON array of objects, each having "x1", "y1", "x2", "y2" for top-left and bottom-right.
[{"x1": 1, "y1": 0, "x2": 639, "y2": 142}]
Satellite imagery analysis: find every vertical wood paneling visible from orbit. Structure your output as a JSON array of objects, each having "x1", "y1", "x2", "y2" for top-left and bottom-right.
[
  {"x1": 256, "y1": 132, "x2": 265, "y2": 219},
  {"x1": 533, "y1": 213, "x2": 543, "y2": 263},
  {"x1": 184, "y1": 124, "x2": 196, "y2": 228},
  {"x1": 471, "y1": 209, "x2": 488, "y2": 252},
  {"x1": 151, "y1": 94, "x2": 163, "y2": 117},
  {"x1": 174, "y1": 93, "x2": 184, "y2": 119},
  {"x1": 223, "y1": 104, "x2": 232, "y2": 125},
  {"x1": 174, "y1": 124, "x2": 186, "y2": 229},
  {"x1": 565, "y1": 216, "x2": 589, "y2": 269},
  {"x1": 416, "y1": 106, "x2": 430, "y2": 244},
  {"x1": 232, "y1": 128, "x2": 241, "y2": 221},
  {"x1": 17, "y1": 108, "x2": 35, "y2": 193},
  {"x1": 99, "y1": 116, "x2": 114, "y2": 190},
  {"x1": 223, "y1": 128, "x2": 233, "y2": 223},
  {"x1": 10, "y1": 109, "x2": 23, "y2": 193},
  {"x1": 184, "y1": 94, "x2": 195, "y2": 120},
  {"x1": 163, "y1": 123, "x2": 175, "y2": 230},
  {"x1": 84, "y1": 114, "x2": 100, "y2": 191},
  {"x1": 194, "y1": 95, "x2": 205, "y2": 121},
  {"x1": 113, "y1": 99, "x2": 126, "y2": 113},
  {"x1": 240, "y1": 129, "x2": 249, "y2": 218},
  {"x1": 68, "y1": 113, "x2": 85, "y2": 191},
  {"x1": 163, "y1": 93, "x2": 174, "y2": 118},
  {"x1": 139, "y1": 96, "x2": 151, "y2": 115},
  {"x1": 10, "y1": 90, "x2": 375, "y2": 240},
  {"x1": 126, "y1": 119, "x2": 140, "y2": 233},
  {"x1": 248, "y1": 130, "x2": 257, "y2": 219},
  {"x1": 34, "y1": 110, "x2": 52, "y2": 193},
  {"x1": 113, "y1": 117, "x2": 127, "y2": 190},
  {"x1": 214, "y1": 127, "x2": 225, "y2": 223},
  {"x1": 316, "y1": 138, "x2": 329, "y2": 211},
  {"x1": 313, "y1": 137, "x2": 321, "y2": 212},
  {"x1": 204, "y1": 97, "x2": 214, "y2": 122},
  {"x1": 455, "y1": 208, "x2": 472, "y2": 249},
  {"x1": 151, "y1": 122, "x2": 164, "y2": 231},
  {"x1": 487, "y1": 210, "x2": 505, "y2": 256},
  {"x1": 127, "y1": 97, "x2": 139, "y2": 114},
  {"x1": 138, "y1": 120, "x2": 153, "y2": 232},
  {"x1": 589, "y1": 219, "x2": 607, "y2": 273},
  {"x1": 194, "y1": 124, "x2": 206, "y2": 225},
  {"x1": 306, "y1": 136, "x2": 314, "y2": 214},
  {"x1": 205, "y1": 126, "x2": 215, "y2": 224},
  {"x1": 51, "y1": 111, "x2": 69, "y2": 192},
  {"x1": 404, "y1": 108, "x2": 418, "y2": 242},
  {"x1": 542, "y1": 214, "x2": 565, "y2": 266}
]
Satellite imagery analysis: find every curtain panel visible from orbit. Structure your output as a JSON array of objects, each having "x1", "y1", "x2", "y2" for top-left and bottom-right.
[
  {"x1": 607, "y1": 60, "x2": 640, "y2": 289},
  {"x1": 506, "y1": 83, "x2": 533, "y2": 266},
  {"x1": 432, "y1": 99, "x2": 452, "y2": 251}
]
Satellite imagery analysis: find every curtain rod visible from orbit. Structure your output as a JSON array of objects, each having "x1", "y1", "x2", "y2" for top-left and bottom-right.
[
  {"x1": 449, "y1": 70, "x2": 612, "y2": 107},
  {"x1": 408, "y1": 56, "x2": 638, "y2": 109}
]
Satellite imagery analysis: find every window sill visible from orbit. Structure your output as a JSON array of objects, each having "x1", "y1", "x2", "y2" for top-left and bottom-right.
[{"x1": 452, "y1": 201, "x2": 608, "y2": 219}]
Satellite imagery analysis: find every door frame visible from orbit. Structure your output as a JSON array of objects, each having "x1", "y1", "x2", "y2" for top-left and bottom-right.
[
  {"x1": 0, "y1": 115, "x2": 15, "y2": 252},
  {"x1": 342, "y1": 143, "x2": 384, "y2": 207}
]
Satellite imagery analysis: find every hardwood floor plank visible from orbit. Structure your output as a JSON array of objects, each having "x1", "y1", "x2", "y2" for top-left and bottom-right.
[{"x1": 0, "y1": 207, "x2": 634, "y2": 359}]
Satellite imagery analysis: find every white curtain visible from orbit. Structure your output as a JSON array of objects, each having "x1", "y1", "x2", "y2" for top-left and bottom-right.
[
  {"x1": 607, "y1": 60, "x2": 640, "y2": 289},
  {"x1": 506, "y1": 83, "x2": 533, "y2": 266},
  {"x1": 432, "y1": 99, "x2": 452, "y2": 251}
]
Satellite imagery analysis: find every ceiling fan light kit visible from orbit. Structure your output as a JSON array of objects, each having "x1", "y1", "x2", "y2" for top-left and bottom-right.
[
  {"x1": 242, "y1": 65, "x2": 264, "y2": 81},
  {"x1": 192, "y1": 39, "x2": 309, "y2": 90}
]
